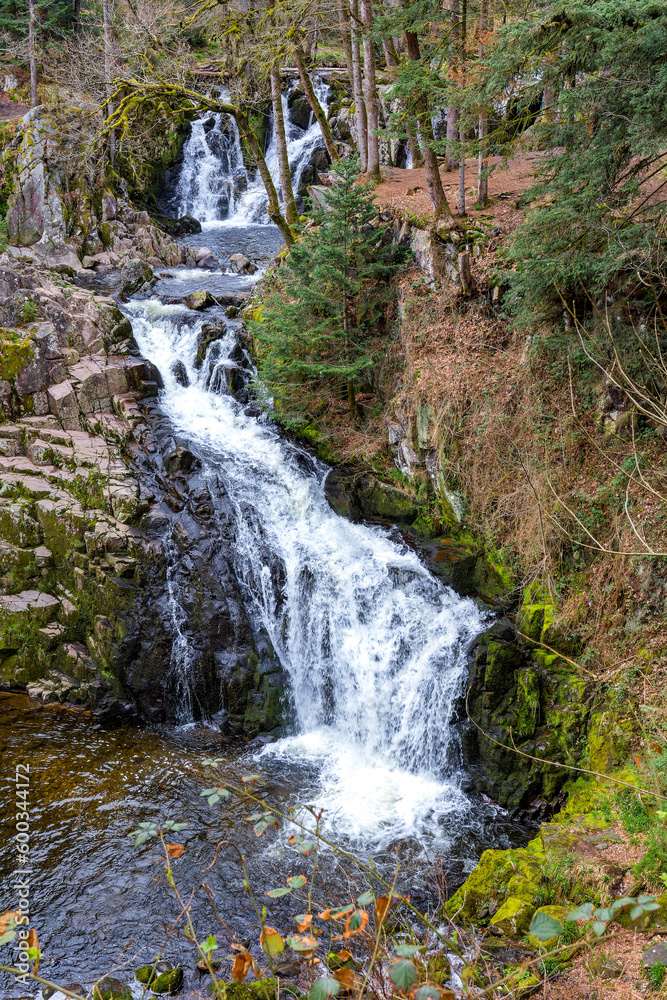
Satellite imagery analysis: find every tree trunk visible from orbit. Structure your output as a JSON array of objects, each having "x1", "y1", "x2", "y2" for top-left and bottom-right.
[
  {"x1": 72, "y1": 0, "x2": 81, "y2": 30},
  {"x1": 382, "y1": 36, "x2": 399, "y2": 69},
  {"x1": 405, "y1": 31, "x2": 451, "y2": 218},
  {"x1": 28, "y1": 0, "x2": 37, "y2": 107},
  {"x1": 477, "y1": 0, "x2": 489, "y2": 206},
  {"x1": 360, "y1": 0, "x2": 380, "y2": 180},
  {"x1": 236, "y1": 109, "x2": 295, "y2": 246},
  {"x1": 270, "y1": 62, "x2": 299, "y2": 225},
  {"x1": 458, "y1": 0, "x2": 466, "y2": 215},
  {"x1": 294, "y1": 43, "x2": 340, "y2": 164},
  {"x1": 446, "y1": 0, "x2": 459, "y2": 171},
  {"x1": 102, "y1": 0, "x2": 115, "y2": 165},
  {"x1": 349, "y1": 0, "x2": 368, "y2": 172},
  {"x1": 336, "y1": 0, "x2": 355, "y2": 84}
]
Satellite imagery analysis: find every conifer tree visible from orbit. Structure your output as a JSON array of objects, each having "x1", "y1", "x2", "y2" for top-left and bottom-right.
[{"x1": 253, "y1": 158, "x2": 406, "y2": 425}]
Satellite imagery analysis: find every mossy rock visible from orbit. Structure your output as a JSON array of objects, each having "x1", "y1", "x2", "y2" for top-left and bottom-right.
[
  {"x1": 503, "y1": 970, "x2": 541, "y2": 997},
  {"x1": 483, "y1": 640, "x2": 523, "y2": 696},
  {"x1": 489, "y1": 896, "x2": 536, "y2": 936},
  {"x1": 153, "y1": 967, "x2": 184, "y2": 995},
  {"x1": 210, "y1": 979, "x2": 278, "y2": 1000},
  {"x1": 92, "y1": 977, "x2": 133, "y2": 1000},
  {"x1": 588, "y1": 711, "x2": 632, "y2": 775},
  {"x1": 444, "y1": 840, "x2": 543, "y2": 922}
]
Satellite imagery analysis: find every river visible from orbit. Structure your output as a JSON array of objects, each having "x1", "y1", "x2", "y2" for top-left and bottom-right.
[{"x1": 0, "y1": 75, "x2": 528, "y2": 999}]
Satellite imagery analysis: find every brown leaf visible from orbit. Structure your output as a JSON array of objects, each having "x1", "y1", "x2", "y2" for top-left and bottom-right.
[
  {"x1": 318, "y1": 908, "x2": 332, "y2": 920},
  {"x1": 375, "y1": 895, "x2": 392, "y2": 923},
  {"x1": 231, "y1": 951, "x2": 253, "y2": 982},
  {"x1": 197, "y1": 959, "x2": 222, "y2": 971},
  {"x1": 633, "y1": 754, "x2": 642, "y2": 768},
  {"x1": 0, "y1": 911, "x2": 21, "y2": 935},
  {"x1": 337, "y1": 950, "x2": 353, "y2": 962},
  {"x1": 333, "y1": 968, "x2": 355, "y2": 990},
  {"x1": 295, "y1": 913, "x2": 313, "y2": 932},
  {"x1": 343, "y1": 909, "x2": 369, "y2": 939},
  {"x1": 165, "y1": 843, "x2": 185, "y2": 858}
]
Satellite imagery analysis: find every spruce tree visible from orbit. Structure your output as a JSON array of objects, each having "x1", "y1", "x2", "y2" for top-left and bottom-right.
[{"x1": 253, "y1": 158, "x2": 405, "y2": 425}]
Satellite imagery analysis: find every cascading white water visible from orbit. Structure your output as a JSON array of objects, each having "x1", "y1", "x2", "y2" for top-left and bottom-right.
[
  {"x1": 125, "y1": 296, "x2": 488, "y2": 845},
  {"x1": 175, "y1": 78, "x2": 331, "y2": 225}
]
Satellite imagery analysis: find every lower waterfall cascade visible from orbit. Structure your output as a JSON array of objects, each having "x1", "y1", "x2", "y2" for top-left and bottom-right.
[{"x1": 125, "y1": 290, "x2": 488, "y2": 846}]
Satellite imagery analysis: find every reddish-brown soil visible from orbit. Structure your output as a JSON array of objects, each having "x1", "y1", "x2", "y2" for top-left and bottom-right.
[{"x1": 375, "y1": 153, "x2": 545, "y2": 223}]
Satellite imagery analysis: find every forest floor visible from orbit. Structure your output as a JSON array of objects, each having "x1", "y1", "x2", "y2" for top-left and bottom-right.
[{"x1": 374, "y1": 153, "x2": 542, "y2": 223}]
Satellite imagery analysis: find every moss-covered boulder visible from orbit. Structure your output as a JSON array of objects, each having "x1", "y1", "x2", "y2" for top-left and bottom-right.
[
  {"x1": 153, "y1": 966, "x2": 184, "y2": 994},
  {"x1": 444, "y1": 838, "x2": 543, "y2": 924},
  {"x1": 588, "y1": 711, "x2": 632, "y2": 774},
  {"x1": 489, "y1": 896, "x2": 535, "y2": 936}
]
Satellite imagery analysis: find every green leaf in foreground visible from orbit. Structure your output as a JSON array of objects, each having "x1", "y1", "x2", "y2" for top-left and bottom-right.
[
  {"x1": 394, "y1": 944, "x2": 421, "y2": 958},
  {"x1": 389, "y1": 960, "x2": 419, "y2": 992},
  {"x1": 309, "y1": 979, "x2": 341, "y2": 1000},
  {"x1": 266, "y1": 887, "x2": 292, "y2": 898},
  {"x1": 414, "y1": 987, "x2": 442, "y2": 1000},
  {"x1": 528, "y1": 910, "x2": 564, "y2": 941}
]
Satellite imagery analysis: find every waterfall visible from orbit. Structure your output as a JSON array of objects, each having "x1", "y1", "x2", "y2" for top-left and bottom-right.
[
  {"x1": 175, "y1": 77, "x2": 331, "y2": 225},
  {"x1": 125, "y1": 297, "x2": 487, "y2": 845}
]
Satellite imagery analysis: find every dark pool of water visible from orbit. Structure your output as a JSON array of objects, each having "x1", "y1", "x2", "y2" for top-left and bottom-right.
[
  {"x1": 180, "y1": 224, "x2": 285, "y2": 269},
  {"x1": 0, "y1": 693, "x2": 529, "y2": 998}
]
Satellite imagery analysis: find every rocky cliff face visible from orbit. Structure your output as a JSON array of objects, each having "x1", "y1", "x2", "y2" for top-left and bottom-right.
[{"x1": 0, "y1": 256, "x2": 284, "y2": 730}]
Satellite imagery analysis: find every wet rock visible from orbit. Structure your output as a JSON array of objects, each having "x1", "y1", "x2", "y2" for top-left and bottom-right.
[
  {"x1": 164, "y1": 446, "x2": 198, "y2": 473},
  {"x1": 194, "y1": 246, "x2": 212, "y2": 261},
  {"x1": 153, "y1": 966, "x2": 183, "y2": 995},
  {"x1": 287, "y1": 89, "x2": 311, "y2": 131},
  {"x1": 642, "y1": 942, "x2": 667, "y2": 971},
  {"x1": 198, "y1": 254, "x2": 219, "y2": 269},
  {"x1": 43, "y1": 986, "x2": 86, "y2": 1000},
  {"x1": 120, "y1": 258, "x2": 154, "y2": 296},
  {"x1": 92, "y1": 976, "x2": 133, "y2": 1000},
  {"x1": 154, "y1": 214, "x2": 202, "y2": 236},
  {"x1": 171, "y1": 361, "x2": 190, "y2": 387},
  {"x1": 225, "y1": 305, "x2": 239, "y2": 318},
  {"x1": 183, "y1": 289, "x2": 216, "y2": 310},
  {"x1": 230, "y1": 253, "x2": 258, "y2": 275}
]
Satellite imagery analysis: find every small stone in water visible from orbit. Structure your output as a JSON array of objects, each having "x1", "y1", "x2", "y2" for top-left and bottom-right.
[
  {"x1": 43, "y1": 986, "x2": 85, "y2": 1000},
  {"x1": 225, "y1": 305, "x2": 239, "y2": 318},
  {"x1": 183, "y1": 290, "x2": 216, "y2": 310},
  {"x1": 230, "y1": 253, "x2": 258, "y2": 275},
  {"x1": 198, "y1": 254, "x2": 219, "y2": 269},
  {"x1": 194, "y1": 246, "x2": 212, "y2": 261},
  {"x1": 171, "y1": 360, "x2": 190, "y2": 387},
  {"x1": 92, "y1": 976, "x2": 133, "y2": 1000},
  {"x1": 153, "y1": 966, "x2": 184, "y2": 994}
]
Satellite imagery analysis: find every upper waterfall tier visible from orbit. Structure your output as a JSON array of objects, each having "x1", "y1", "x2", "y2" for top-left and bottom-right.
[{"x1": 174, "y1": 78, "x2": 331, "y2": 225}]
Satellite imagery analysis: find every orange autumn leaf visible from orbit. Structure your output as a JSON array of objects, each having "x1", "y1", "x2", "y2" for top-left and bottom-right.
[
  {"x1": 633, "y1": 754, "x2": 642, "y2": 768},
  {"x1": 296, "y1": 913, "x2": 313, "y2": 932},
  {"x1": 343, "y1": 909, "x2": 369, "y2": 939},
  {"x1": 231, "y1": 951, "x2": 253, "y2": 982},
  {"x1": 333, "y1": 968, "x2": 355, "y2": 990},
  {"x1": 165, "y1": 843, "x2": 185, "y2": 858},
  {"x1": 337, "y1": 950, "x2": 353, "y2": 962},
  {"x1": 375, "y1": 896, "x2": 392, "y2": 923}
]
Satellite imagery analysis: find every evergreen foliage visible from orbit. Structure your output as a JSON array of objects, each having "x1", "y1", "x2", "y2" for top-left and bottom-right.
[
  {"x1": 479, "y1": 0, "x2": 667, "y2": 324},
  {"x1": 252, "y1": 158, "x2": 407, "y2": 426}
]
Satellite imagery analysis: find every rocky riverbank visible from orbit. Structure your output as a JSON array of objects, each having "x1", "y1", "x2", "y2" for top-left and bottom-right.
[{"x1": 0, "y1": 254, "x2": 286, "y2": 729}]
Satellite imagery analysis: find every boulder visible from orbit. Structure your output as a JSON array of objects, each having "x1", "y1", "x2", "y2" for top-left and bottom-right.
[
  {"x1": 229, "y1": 253, "x2": 258, "y2": 275},
  {"x1": 194, "y1": 246, "x2": 212, "y2": 261},
  {"x1": 154, "y1": 214, "x2": 202, "y2": 236},
  {"x1": 183, "y1": 290, "x2": 216, "y2": 311},
  {"x1": 287, "y1": 90, "x2": 311, "y2": 131},
  {"x1": 152, "y1": 967, "x2": 183, "y2": 995},
  {"x1": 92, "y1": 976, "x2": 133, "y2": 1000},
  {"x1": 120, "y1": 259, "x2": 154, "y2": 296},
  {"x1": 197, "y1": 254, "x2": 219, "y2": 269},
  {"x1": 171, "y1": 360, "x2": 190, "y2": 387}
]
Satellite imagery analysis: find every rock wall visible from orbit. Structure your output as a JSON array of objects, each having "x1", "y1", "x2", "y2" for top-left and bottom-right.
[{"x1": 0, "y1": 257, "x2": 285, "y2": 731}]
